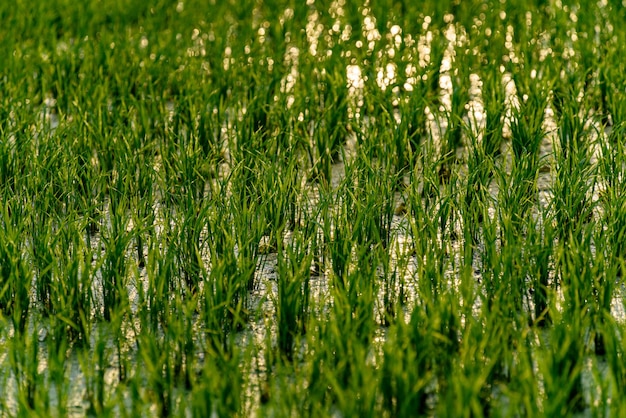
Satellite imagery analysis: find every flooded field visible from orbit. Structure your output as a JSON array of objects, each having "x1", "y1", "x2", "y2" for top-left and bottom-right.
[{"x1": 1, "y1": 0, "x2": 626, "y2": 416}]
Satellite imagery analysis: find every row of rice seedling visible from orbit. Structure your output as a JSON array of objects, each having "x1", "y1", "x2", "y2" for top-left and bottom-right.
[{"x1": 2, "y1": 0, "x2": 626, "y2": 416}]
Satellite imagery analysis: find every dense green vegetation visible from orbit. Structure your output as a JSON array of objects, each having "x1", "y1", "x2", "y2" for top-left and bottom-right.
[{"x1": 1, "y1": 0, "x2": 626, "y2": 415}]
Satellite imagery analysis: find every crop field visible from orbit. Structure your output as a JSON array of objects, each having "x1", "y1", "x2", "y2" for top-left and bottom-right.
[{"x1": 2, "y1": 0, "x2": 626, "y2": 416}]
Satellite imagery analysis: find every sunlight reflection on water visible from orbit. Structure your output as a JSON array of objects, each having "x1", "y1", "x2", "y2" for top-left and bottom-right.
[{"x1": 10, "y1": 2, "x2": 626, "y2": 415}]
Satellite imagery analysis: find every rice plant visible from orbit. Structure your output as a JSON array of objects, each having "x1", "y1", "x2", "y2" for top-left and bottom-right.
[{"x1": 2, "y1": 0, "x2": 626, "y2": 415}]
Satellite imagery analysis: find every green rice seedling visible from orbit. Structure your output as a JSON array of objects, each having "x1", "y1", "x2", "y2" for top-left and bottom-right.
[
  {"x1": 0, "y1": 112, "x2": 34, "y2": 202},
  {"x1": 586, "y1": 358, "x2": 613, "y2": 418},
  {"x1": 9, "y1": 331, "x2": 39, "y2": 414},
  {"x1": 478, "y1": 204, "x2": 501, "y2": 315},
  {"x1": 267, "y1": 98, "x2": 302, "y2": 163},
  {"x1": 436, "y1": 174, "x2": 459, "y2": 246},
  {"x1": 338, "y1": 243, "x2": 378, "y2": 346},
  {"x1": 61, "y1": 152, "x2": 106, "y2": 246},
  {"x1": 603, "y1": 68, "x2": 626, "y2": 127},
  {"x1": 500, "y1": 225, "x2": 533, "y2": 325},
  {"x1": 366, "y1": 95, "x2": 412, "y2": 189},
  {"x1": 442, "y1": 67, "x2": 470, "y2": 164},
  {"x1": 174, "y1": 202, "x2": 209, "y2": 296},
  {"x1": 311, "y1": 181, "x2": 332, "y2": 277},
  {"x1": 303, "y1": 305, "x2": 377, "y2": 417},
  {"x1": 351, "y1": 160, "x2": 401, "y2": 322},
  {"x1": 275, "y1": 228, "x2": 313, "y2": 361},
  {"x1": 157, "y1": 132, "x2": 212, "y2": 220},
  {"x1": 554, "y1": 228, "x2": 597, "y2": 364},
  {"x1": 431, "y1": 292, "x2": 462, "y2": 398},
  {"x1": 555, "y1": 219, "x2": 607, "y2": 356},
  {"x1": 598, "y1": 123, "x2": 626, "y2": 278},
  {"x1": 498, "y1": 331, "x2": 541, "y2": 417},
  {"x1": 456, "y1": 227, "x2": 480, "y2": 335},
  {"x1": 378, "y1": 244, "x2": 402, "y2": 327},
  {"x1": 203, "y1": 203, "x2": 251, "y2": 353},
  {"x1": 405, "y1": 174, "x2": 454, "y2": 306},
  {"x1": 310, "y1": 68, "x2": 351, "y2": 184},
  {"x1": 254, "y1": 156, "x2": 301, "y2": 252},
  {"x1": 548, "y1": 62, "x2": 583, "y2": 120},
  {"x1": 603, "y1": 315, "x2": 626, "y2": 413},
  {"x1": 242, "y1": 72, "x2": 281, "y2": 144},
  {"x1": 461, "y1": 124, "x2": 495, "y2": 248},
  {"x1": 409, "y1": 161, "x2": 456, "y2": 317},
  {"x1": 422, "y1": 28, "x2": 449, "y2": 107},
  {"x1": 30, "y1": 212, "x2": 57, "y2": 317},
  {"x1": 437, "y1": 315, "x2": 506, "y2": 418},
  {"x1": 510, "y1": 75, "x2": 547, "y2": 156},
  {"x1": 174, "y1": 99, "x2": 220, "y2": 190},
  {"x1": 196, "y1": 93, "x2": 227, "y2": 168},
  {"x1": 228, "y1": 142, "x2": 261, "y2": 211},
  {"x1": 0, "y1": 201, "x2": 32, "y2": 335},
  {"x1": 406, "y1": 144, "x2": 458, "y2": 269},
  {"x1": 326, "y1": 203, "x2": 352, "y2": 289},
  {"x1": 193, "y1": 338, "x2": 245, "y2": 418},
  {"x1": 165, "y1": 294, "x2": 200, "y2": 391},
  {"x1": 400, "y1": 86, "x2": 430, "y2": 168},
  {"x1": 136, "y1": 328, "x2": 175, "y2": 417},
  {"x1": 411, "y1": 141, "x2": 442, "y2": 208},
  {"x1": 53, "y1": 220, "x2": 94, "y2": 346},
  {"x1": 130, "y1": 184, "x2": 155, "y2": 270},
  {"x1": 259, "y1": 357, "x2": 307, "y2": 417},
  {"x1": 190, "y1": 375, "x2": 214, "y2": 418},
  {"x1": 481, "y1": 71, "x2": 506, "y2": 159},
  {"x1": 143, "y1": 231, "x2": 179, "y2": 333},
  {"x1": 189, "y1": 353, "x2": 239, "y2": 418},
  {"x1": 231, "y1": 200, "x2": 265, "y2": 293},
  {"x1": 116, "y1": 130, "x2": 158, "y2": 269},
  {"x1": 80, "y1": 326, "x2": 113, "y2": 417},
  {"x1": 380, "y1": 306, "x2": 433, "y2": 417},
  {"x1": 596, "y1": 60, "x2": 615, "y2": 126},
  {"x1": 355, "y1": 153, "x2": 398, "y2": 250},
  {"x1": 4, "y1": 0, "x2": 626, "y2": 415},
  {"x1": 480, "y1": 196, "x2": 534, "y2": 330},
  {"x1": 527, "y1": 214, "x2": 555, "y2": 327},
  {"x1": 588, "y1": 235, "x2": 618, "y2": 357},
  {"x1": 29, "y1": 126, "x2": 72, "y2": 216},
  {"x1": 459, "y1": 193, "x2": 485, "y2": 267},
  {"x1": 313, "y1": 200, "x2": 382, "y2": 406},
  {"x1": 540, "y1": 315, "x2": 587, "y2": 415},
  {"x1": 555, "y1": 98, "x2": 589, "y2": 160},
  {"x1": 73, "y1": 112, "x2": 109, "y2": 212},
  {"x1": 100, "y1": 205, "x2": 133, "y2": 322},
  {"x1": 551, "y1": 105, "x2": 597, "y2": 243},
  {"x1": 228, "y1": 146, "x2": 295, "y2": 252},
  {"x1": 495, "y1": 160, "x2": 538, "y2": 242},
  {"x1": 46, "y1": 313, "x2": 70, "y2": 417}
]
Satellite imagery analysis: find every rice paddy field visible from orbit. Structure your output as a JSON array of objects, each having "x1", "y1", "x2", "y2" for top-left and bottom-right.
[{"x1": 3, "y1": 0, "x2": 626, "y2": 416}]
